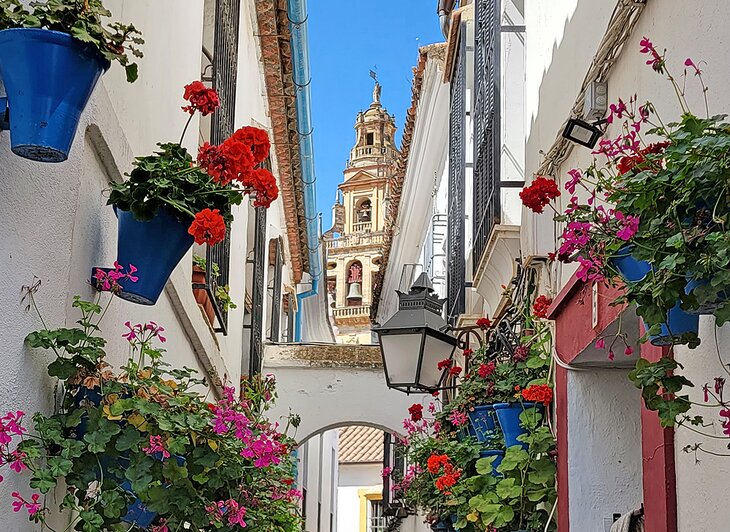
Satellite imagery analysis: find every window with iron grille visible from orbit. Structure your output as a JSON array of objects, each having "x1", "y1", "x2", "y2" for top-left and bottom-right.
[
  {"x1": 199, "y1": 0, "x2": 241, "y2": 335},
  {"x1": 248, "y1": 158, "x2": 271, "y2": 376},
  {"x1": 472, "y1": 0, "x2": 501, "y2": 273},
  {"x1": 446, "y1": 25, "x2": 467, "y2": 325},
  {"x1": 369, "y1": 500, "x2": 387, "y2": 532}
]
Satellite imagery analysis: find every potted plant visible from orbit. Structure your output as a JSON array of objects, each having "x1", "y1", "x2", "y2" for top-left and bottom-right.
[
  {"x1": 0, "y1": 0, "x2": 143, "y2": 162},
  {"x1": 192, "y1": 254, "x2": 217, "y2": 324},
  {"x1": 192, "y1": 255, "x2": 237, "y2": 325},
  {"x1": 522, "y1": 39, "x2": 730, "y2": 347},
  {"x1": 392, "y1": 401, "x2": 481, "y2": 530},
  {"x1": 105, "y1": 80, "x2": 279, "y2": 305},
  {"x1": 5, "y1": 271, "x2": 302, "y2": 530},
  {"x1": 456, "y1": 409, "x2": 557, "y2": 532}
]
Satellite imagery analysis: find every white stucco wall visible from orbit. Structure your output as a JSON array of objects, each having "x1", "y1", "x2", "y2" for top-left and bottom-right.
[
  {"x1": 0, "y1": 1, "x2": 295, "y2": 528},
  {"x1": 337, "y1": 463, "x2": 381, "y2": 532},
  {"x1": 566, "y1": 369, "x2": 643, "y2": 531},
  {"x1": 299, "y1": 430, "x2": 339, "y2": 532}
]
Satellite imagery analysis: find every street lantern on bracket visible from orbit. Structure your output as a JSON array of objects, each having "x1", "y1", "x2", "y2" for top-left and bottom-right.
[{"x1": 373, "y1": 272, "x2": 459, "y2": 394}]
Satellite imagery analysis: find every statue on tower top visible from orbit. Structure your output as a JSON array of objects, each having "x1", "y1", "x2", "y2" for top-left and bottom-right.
[{"x1": 369, "y1": 70, "x2": 381, "y2": 104}]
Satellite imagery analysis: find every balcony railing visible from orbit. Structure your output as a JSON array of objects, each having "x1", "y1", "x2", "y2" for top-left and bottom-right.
[
  {"x1": 333, "y1": 305, "x2": 371, "y2": 319},
  {"x1": 353, "y1": 221, "x2": 372, "y2": 233},
  {"x1": 325, "y1": 232, "x2": 384, "y2": 250}
]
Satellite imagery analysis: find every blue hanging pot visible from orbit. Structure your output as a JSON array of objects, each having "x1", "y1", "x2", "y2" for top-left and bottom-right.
[
  {"x1": 685, "y1": 277, "x2": 729, "y2": 315},
  {"x1": 493, "y1": 402, "x2": 543, "y2": 449},
  {"x1": 114, "y1": 207, "x2": 194, "y2": 305},
  {"x1": 467, "y1": 404, "x2": 496, "y2": 442},
  {"x1": 479, "y1": 449, "x2": 504, "y2": 476},
  {"x1": 610, "y1": 246, "x2": 652, "y2": 283},
  {"x1": 645, "y1": 302, "x2": 700, "y2": 346},
  {"x1": 0, "y1": 28, "x2": 109, "y2": 162}
]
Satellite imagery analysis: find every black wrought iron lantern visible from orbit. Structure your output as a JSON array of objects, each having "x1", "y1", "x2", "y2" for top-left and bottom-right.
[{"x1": 373, "y1": 273, "x2": 458, "y2": 394}]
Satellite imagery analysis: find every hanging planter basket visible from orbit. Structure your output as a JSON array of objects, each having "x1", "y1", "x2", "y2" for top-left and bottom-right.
[
  {"x1": 112, "y1": 207, "x2": 194, "y2": 305},
  {"x1": 0, "y1": 28, "x2": 109, "y2": 162},
  {"x1": 493, "y1": 402, "x2": 543, "y2": 449}
]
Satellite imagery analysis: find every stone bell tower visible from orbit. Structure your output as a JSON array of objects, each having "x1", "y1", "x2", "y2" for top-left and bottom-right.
[{"x1": 324, "y1": 78, "x2": 399, "y2": 344}]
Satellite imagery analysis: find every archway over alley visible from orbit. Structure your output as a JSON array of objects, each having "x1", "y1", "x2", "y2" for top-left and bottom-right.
[{"x1": 263, "y1": 343, "x2": 417, "y2": 442}]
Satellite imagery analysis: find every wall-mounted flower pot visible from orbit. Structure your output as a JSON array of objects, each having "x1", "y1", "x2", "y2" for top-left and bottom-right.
[
  {"x1": 645, "y1": 303, "x2": 700, "y2": 346},
  {"x1": 0, "y1": 28, "x2": 109, "y2": 162},
  {"x1": 192, "y1": 265, "x2": 216, "y2": 324},
  {"x1": 610, "y1": 246, "x2": 652, "y2": 283},
  {"x1": 685, "y1": 277, "x2": 728, "y2": 315},
  {"x1": 468, "y1": 405, "x2": 496, "y2": 442},
  {"x1": 479, "y1": 449, "x2": 504, "y2": 476},
  {"x1": 456, "y1": 423, "x2": 477, "y2": 442},
  {"x1": 493, "y1": 402, "x2": 543, "y2": 449},
  {"x1": 114, "y1": 208, "x2": 194, "y2": 305}
]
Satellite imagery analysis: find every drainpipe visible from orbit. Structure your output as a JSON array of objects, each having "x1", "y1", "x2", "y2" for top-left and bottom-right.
[{"x1": 289, "y1": 0, "x2": 321, "y2": 342}]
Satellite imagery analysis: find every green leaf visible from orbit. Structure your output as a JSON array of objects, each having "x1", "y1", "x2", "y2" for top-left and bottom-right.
[
  {"x1": 125, "y1": 63, "x2": 139, "y2": 83},
  {"x1": 475, "y1": 456, "x2": 497, "y2": 476},
  {"x1": 65, "y1": 408, "x2": 84, "y2": 428},
  {"x1": 47, "y1": 357, "x2": 78, "y2": 379},
  {"x1": 115, "y1": 426, "x2": 143, "y2": 452},
  {"x1": 60, "y1": 439, "x2": 86, "y2": 460},
  {"x1": 47, "y1": 456, "x2": 74, "y2": 477},
  {"x1": 30, "y1": 468, "x2": 57, "y2": 493},
  {"x1": 495, "y1": 477, "x2": 521, "y2": 499},
  {"x1": 101, "y1": 490, "x2": 127, "y2": 519},
  {"x1": 79, "y1": 509, "x2": 104, "y2": 532}
]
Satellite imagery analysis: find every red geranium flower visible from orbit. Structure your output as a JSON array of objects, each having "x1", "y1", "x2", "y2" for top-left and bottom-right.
[
  {"x1": 448, "y1": 366, "x2": 462, "y2": 377},
  {"x1": 522, "y1": 383, "x2": 553, "y2": 405},
  {"x1": 476, "y1": 317, "x2": 491, "y2": 330},
  {"x1": 408, "y1": 403, "x2": 423, "y2": 422},
  {"x1": 188, "y1": 208, "x2": 227, "y2": 245},
  {"x1": 231, "y1": 126, "x2": 271, "y2": 166},
  {"x1": 532, "y1": 295, "x2": 553, "y2": 319},
  {"x1": 437, "y1": 358, "x2": 453, "y2": 371},
  {"x1": 519, "y1": 176, "x2": 560, "y2": 213},
  {"x1": 426, "y1": 454, "x2": 449, "y2": 474},
  {"x1": 249, "y1": 168, "x2": 279, "y2": 207},
  {"x1": 478, "y1": 362, "x2": 496, "y2": 378},
  {"x1": 182, "y1": 81, "x2": 220, "y2": 116},
  {"x1": 462, "y1": 348, "x2": 474, "y2": 359}
]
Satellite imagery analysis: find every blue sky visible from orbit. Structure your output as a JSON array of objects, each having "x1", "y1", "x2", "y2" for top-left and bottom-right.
[{"x1": 307, "y1": 0, "x2": 444, "y2": 229}]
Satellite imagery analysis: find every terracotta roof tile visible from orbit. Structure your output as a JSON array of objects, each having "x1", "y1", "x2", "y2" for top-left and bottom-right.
[{"x1": 338, "y1": 426, "x2": 384, "y2": 464}]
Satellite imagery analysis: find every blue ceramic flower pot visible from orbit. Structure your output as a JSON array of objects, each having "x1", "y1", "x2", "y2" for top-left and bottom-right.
[
  {"x1": 120, "y1": 482, "x2": 158, "y2": 529},
  {"x1": 456, "y1": 423, "x2": 477, "y2": 441},
  {"x1": 0, "y1": 28, "x2": 109, "y2": 162},
  {"x1": 115, "y1": 208, "x2": 194, "y2": 305},
  {"x1": 645, "y1": 302, "x2": 700, "y2": 346},
  {"x1": 493, "y1": 402, "x2": 543, "y2": 449},
  {"x1": 610, "y1": 246, "x2": 652, "y2": 283},
  {"x1": 479, "y1": 449, "x2": 504, "y2": 476},
  {"x1": 685, "y1": 277, "x2": 729, "y2": 315},
  {"x1": 468, "y1": 405, "x2": 496, "y2": 442}
]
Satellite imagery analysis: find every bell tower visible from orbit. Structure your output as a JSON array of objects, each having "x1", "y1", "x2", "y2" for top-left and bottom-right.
[{"x1": 324, "y1": 77, "x2": 399, "y2": 344}]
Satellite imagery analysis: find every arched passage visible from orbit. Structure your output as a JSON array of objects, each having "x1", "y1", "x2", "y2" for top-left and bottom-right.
[{"x1": 263, "y1": 343, "x2": 415, "y2": 444}]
